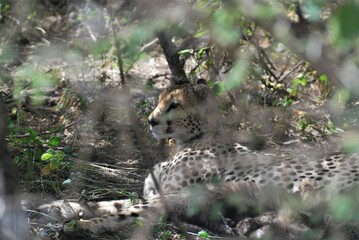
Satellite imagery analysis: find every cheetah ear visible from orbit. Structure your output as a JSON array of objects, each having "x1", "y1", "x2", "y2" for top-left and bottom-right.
[
  {"x1": 170, "y1": 76, "x2": 189, "y2": 86},
  {"x1": 197, "y1": 78, "x2": 207, "y2": 85},
  {"x1": 193, "y1": 83, "x2": 213, "y2": 102}
]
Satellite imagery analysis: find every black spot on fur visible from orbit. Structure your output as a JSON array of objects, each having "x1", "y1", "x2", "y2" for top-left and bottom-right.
[
  {"x1": 131, "y1": 212, "x2": 139, "y2": 217},
  {"x1": 114, "y1": 202, "x2": 122, "y2": 210},
  {"x1": 287, "y1": 183, "x2": 294, "y2": 190}
]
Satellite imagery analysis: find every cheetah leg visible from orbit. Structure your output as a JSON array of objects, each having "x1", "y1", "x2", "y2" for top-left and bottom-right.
[
  {"x1": 63, "y1": 206, "x2": 159, "y2": 235},
  {"x1": 33, "y1": 199, "x2": 139, "y2": 223},
  {"x1": 58, "y1": 182, "x2": 261, "y2": 235}
]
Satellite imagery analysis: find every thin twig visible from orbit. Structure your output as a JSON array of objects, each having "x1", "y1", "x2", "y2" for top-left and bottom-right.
[
  {"x1": 140, "y1": 38, "x2": 158, "y2": 52},
  {"x1": 258, "y1": 48, "x2": 278, "y2": 80},
  {"x1": 85, "y1": 24, "x2": 97, "y2": 42},
  {"x1": 278, "y1": 55, "x2": 292, "y2": 80},
  {"x1": 278, "y1": 60, "x2": 305, "y2": 82},
  {"x1": 125, "y1": 38, "x2": 159, "y2": 72},
  {"x1": 26, "y1": 210, "x2": 60, "y2": 222},
  {"x1": 156, "y1": 31, "x2": 189, "y2": 85},
  {"x1": 72, "y1": 157, "x2": 143, "y2": 178},
  {"x1": 243, "y1": 29, "x2": 278, "y2": 80}
]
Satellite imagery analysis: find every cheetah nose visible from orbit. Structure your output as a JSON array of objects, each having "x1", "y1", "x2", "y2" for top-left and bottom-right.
[{"x1": 147, "y1": 117, "x2": 159, "y2": 127}]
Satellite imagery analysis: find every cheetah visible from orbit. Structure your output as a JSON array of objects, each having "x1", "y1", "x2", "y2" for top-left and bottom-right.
[{"x1": 34, "y1": 83, "x2": 359, "y2": 237}]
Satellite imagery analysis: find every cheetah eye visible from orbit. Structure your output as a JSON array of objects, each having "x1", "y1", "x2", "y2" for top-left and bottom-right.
[{"x1": 166, "y1": 101, "x2": 180, "y2": 112}]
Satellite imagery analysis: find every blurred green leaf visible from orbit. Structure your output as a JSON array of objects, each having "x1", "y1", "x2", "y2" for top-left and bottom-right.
[
  {"x1": 336, "y1": 89, "x2": 350, "y2": 104},
  {"x1": 145, "y1": 79, "x2": 154, "y2": 90},
  {"x1": 330, "y1": 196, "x2": 355, "y2": 221},
  {"x1": 28, "y1": 129, "x2": 38, "y2": 141},
  {"x1": 14, "y1": 66, "x2": 54, "y2": 105},
  {"x1": 23, "y1": 149, "x2": 32, "y2": 160},
  {"x1": 224, "y1": 54, "x2": 249, "y2": 91},
  {"x1": 336, "y1": 1, "x2": 359, "y2": 40},
  {"x1": 35, "y1": 148, "x2": 43, "y2": 160},
  {"x1": 1, "y1": 3, "x2": 10, "y2": 14},
  {"x1": 303, "y1": 1, "x2": 323, "y2": 22},
  {"x1": 21, "y1": 137, "x2": 31, "y2": 145},
  {"x1": 319, "y1": 74, "x2": 328, "y2": 82},
  {"x1": 194, "y1": 25, "x2": 208, "y2": 38},
  {"x1": 41, "y1": 153, "x2": 53, "y2": 161},
  {"x1": 343, "y1": 132, "x2": 359, "y2": 154},
  {"x1": 212, "y1": 81, "x2": 224, "y2": 96},
  {"x1": 92, "y1": 39, "x2": 113, "y2": 56},
  {"x1": 292, "y1": 77, "x2": 307, "y2": 86},
  {"x1": 63, "y1": 146, "x2": 73, "y2": 154},
  {"x1": 57, "y1": 151, "x2": 65, "y2": 161},
  {"x1": 198, "y1": 230, "x2": 209, "y2": 238},
  {"x1": 212, "y1": 8, "x2": 241, "y2": 46},
  {"x1": 50, "y1": 158, "x2": 60, "y2": 170},
  {"x1": 46, "y1": 149, "x2": 56, "y2": 155},
  {"x1": 198, "y1": 47, "x2": 209, "y2": 59},
  {"x1": 49, "y1": 136, "x2": 61, "y2": 147},
  {"x1": 0, "y1": 45, "x2": 17, "y2": 64},
  {"x1": 13, "y1": 156, "x2": 20, "y2": 165},
  {"x1": 178, "y1": 49, "x2": 194, "y2": 56}
]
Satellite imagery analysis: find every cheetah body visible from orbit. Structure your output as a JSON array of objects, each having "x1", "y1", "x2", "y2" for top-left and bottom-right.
[
  {"x1": 36, "y1": 83, "x2": 359, "y2": 235},
  {"x1": 145, "y1": 84, "x2": 358, "y2": 199}
]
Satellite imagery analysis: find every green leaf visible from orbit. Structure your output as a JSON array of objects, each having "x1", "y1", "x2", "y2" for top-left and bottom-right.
[
  {"x1": 57, "y1": 151, "x2": 65, "y2": 161},
  {"x1": 21, "y1": 137, "x2": 31, "y2": 144},
  {"x1": 88, "y1": 39, "x2": 113, "y2": 56},
  {"x1": 292, "y1": 77, "x2": 307, "y2": 86},
  {"x1": 178, "y1": 49, "x2": 194, "y2": 56},
  {"x1": 23, "y1": 149, "x2": 31, "y2": 159},
  {"x1": 49, "y1": 136, "x2": 61, "y2": 147},
  {"x1": 212, "y1": 81, "x2": 224, "y2": 96},
  {"x1": 35, "y1": 148, "x2": 44, "y2": 160},
  {"x1": 41, "y1": 153, "x2": 54, "y2": 161},
  {"x1": 46, "y1": 149, "x2": 56, "y2": 155},
  {"x1": 63, "y1": 146, "x2": 73, "y2": 154},
  {"x1": 66, "y1": 220, "x2": 78, "y2": 229},
  {"x1": 13, "y1": 156, "x2": 20, "y2": 165},
  {"x1": 336, "y1": 89, "x2": 350, "y2": 104},
  {"x1": 197, "y1": 47, "x2": 209, "y2": 59},
  {"x1": 194, "y1": 27, "x2": 208, "y2": 38},
  {"x1": 145, "y1": 79, "x2": 154, "y2": 90},
  {"x1": 330, "y1": 196, "x2": 355, "y2": 221},
  {"x1": 319, "y1": 74, "x2": 328, "y2": 82},
  {"x1": 198, "y1": 230, "x2": 209, "y2": 238},
  {"x1": 212, "y1": 8, "x2": 241, "y2": 46},
  {"x1": 28, "y1": 129, "x2": 38, "y2": 141},
  {"x1": 224, "y1": 54, "x2": 249, "y2": 91},
  {"x1": 336, "y1": 1, "x2": 359, "y2": 40},
  {"x1": 50, "y1": 158, "x2": 60, "y2": 170},
  {"x1": 287, "y1": 87, "x2": 296, "y2": 96}
]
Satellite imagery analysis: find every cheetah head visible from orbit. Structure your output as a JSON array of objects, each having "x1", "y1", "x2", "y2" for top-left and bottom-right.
[{"x1": 147, "y1": 83, "x2": 219, "y2": 144}]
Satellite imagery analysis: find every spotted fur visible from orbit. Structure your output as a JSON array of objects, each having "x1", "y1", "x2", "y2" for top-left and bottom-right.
[{"x1": 35, "y1": 83, "x2": 359, "y2": 235}]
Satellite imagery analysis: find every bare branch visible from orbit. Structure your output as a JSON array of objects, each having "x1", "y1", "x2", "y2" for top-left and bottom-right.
[{"x1": 156, "y1": 31, "x2": 189, "y2": 85}]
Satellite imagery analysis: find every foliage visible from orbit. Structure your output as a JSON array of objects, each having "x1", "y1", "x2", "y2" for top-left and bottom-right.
[
  {"x1": 9, "y1": 115, "x2": 74, "y2": 175},
  {"x1": 197, "y1": 230, "x2": 209, "y2": 239}
]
